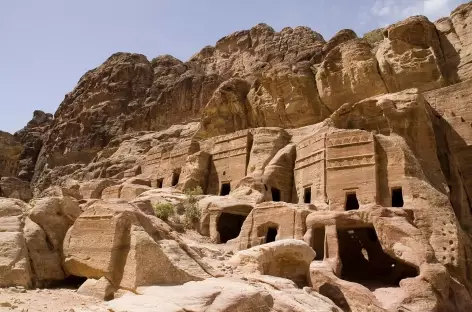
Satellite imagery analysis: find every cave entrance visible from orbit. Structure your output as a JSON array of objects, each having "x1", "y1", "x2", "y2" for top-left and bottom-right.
[
  {"x1": 171, "y1": 170, "x2": 180, "y2": 187},
  {"x1": 337, "y1": 228, "x2": 417, "y2": 288},
  {"x1": 220, "y1": 182, "x2": 231, "y2": 196},
  {"x1": 156, "y1": 178, "x2": 163, "y2": 188},
  {"x1": 217, "y1": 212, "x2": 247, "y2": 243},
  {"x1": 391, "y1": 187, "x2": 404, "y2": 207},
  {"x1": 313, "y1": 227, "x2": 325, "y2": 260},
  {"x1": 271, "y1": 188, "x2": 281, "y2": 202},
  {"x1": 304, "y1": 187, "x2": 312, "y2": 204},
  {"x1": 266, "y1": 227, "x2": 278, "y2": 243},
  {"x1": 345, "y1": 192, "x2": 359, "y2": 211},
  {"x1": 52, "y1": 275, "x2": 87, "y2": 290}
]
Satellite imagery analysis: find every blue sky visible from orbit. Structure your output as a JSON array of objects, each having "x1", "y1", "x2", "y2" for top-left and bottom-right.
[{"x1": 0, "y1": 0, "x2": 468, "y2": 133}]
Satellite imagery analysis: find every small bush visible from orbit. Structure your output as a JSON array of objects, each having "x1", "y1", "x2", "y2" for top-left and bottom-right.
[
  {"x1": 184, "y1": 186, "x2": 203, "y2": 197},
  {"x1": 150, "y1": 57, "x2": 159, "y2": 67},
  {"x1": 363, "y1": 28, "x2": 384, "y2": 46},
  {"x1": 153, "y1": 202, "x2": 174, "y2": 221},
  {"x1": 184, "y1": 186, "x2": 203, "y2": 228}
]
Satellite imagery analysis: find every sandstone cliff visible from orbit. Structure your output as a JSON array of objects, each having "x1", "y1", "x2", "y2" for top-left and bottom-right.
[{"x1": 2, "y1": 2, "x2": 472, "y2": 312}]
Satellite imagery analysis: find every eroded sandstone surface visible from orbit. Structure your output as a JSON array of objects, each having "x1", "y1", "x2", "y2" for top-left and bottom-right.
[{"x1": 2, "y1": 2, "x2": 472, "y2": 312}]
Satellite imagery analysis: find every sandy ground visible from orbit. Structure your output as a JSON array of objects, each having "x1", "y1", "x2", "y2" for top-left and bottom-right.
[
  {"x1": 0, "y1": 287, "x2": 105, "y2": 312},
  {"x1": 0, "y1": 234, "x2": 233, "y2": 312}
]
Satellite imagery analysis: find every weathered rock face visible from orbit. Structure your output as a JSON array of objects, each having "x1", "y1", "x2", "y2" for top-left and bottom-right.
[
  {"x1": 0, "y1": 177, "x2": 33, "y2": 202},
  {"x1": 316, "y1": 39, "x2": 388, "y2": 111},
  {"x1": 0, "y1": 198, "x2": 32, "y2": 288},
  {"x1": 190, "y1": 24, "x2": 325, "y2": 79},
  {"x1": 376, "y1": 16, "x2": 447, "y2": 92},
  {"x1": 248, "y1": 63, "x2": 331, "y2": 128},
  {"x1": 0, "y1": 131, "x2": 22, "y2": 178},
  {"x1": 14, "y1": 110, "x2": 53, "y2": 181},
  {"x1": 436, "y1": 2, "x2": 472, "y2": 82},
  {"x1": 3, "y1": 2, "x2": 472, "y2": 311},
  {"x1": 199, "y1": 78, "x2": 252, "y2": 138}
]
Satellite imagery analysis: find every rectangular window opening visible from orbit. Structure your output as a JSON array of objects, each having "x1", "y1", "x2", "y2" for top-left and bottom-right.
[
  {"x1": 345, "y1": 192, "x2": 359, "y2": 211},
  {"x1": 391, "y1": 187, "x2": 404, "y2": 207},
  {"x1": 266, "y1": 227, "x2": 278, "y2": 243},
  {"x1": 271, "y1": 187, "x2": 281, "y2": 202},
  {"x1": 220, "y1": 182, "x2": 231, "y2": 196},
  {"x1": 304, "y1": 187, "x2": 312, "y2": 204},
  {"x1": 313, "y1": 227, "x2": 325, "y2": 260},
  {"x1": 171, "y1": 171, "x2": 180, "y2": 187}
]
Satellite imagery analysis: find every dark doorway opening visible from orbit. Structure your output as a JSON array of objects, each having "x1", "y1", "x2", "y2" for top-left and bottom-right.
[
  {"x1": 171, "y1": 171, "x2": 180, "y2": 187},
  {"x1": 345, "y1": 192, "x2": 359, "y2": 210},
  {"x1": 266, "y1": 227, "x2": 278, "y2": 243},
  {"x1": 220, "y1": 182, "x2": 231, "y2": 196},
  {"x1": 304, "y1": 187, "x2": 312, "y2": 204},
  {"x1": 156, "y1": 178, "x2": 163, "y2": 188},
  {"x1": 337, "y1": 228, "x2": 417, "y2": 288},
  {"x1": 54, "y1": 275, "x2": 87, "y2": 290},
  {"x1": 271, "y1": 188, "x2": 281, "y2": 202},
  {"x1": 313, "y1": 227, "x2": 325, "y2": 260},
  {"x1": 217, "y1": 213, "x2": 247, "y2": 243},
  {"x1": 391, "y1": 187, "x2": 404, "y2": 207}
]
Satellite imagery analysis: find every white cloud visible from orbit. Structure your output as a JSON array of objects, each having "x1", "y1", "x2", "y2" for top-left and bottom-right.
[
  {"x1": 370, "y1": 0, "x2": 455, "y2": 25},
  {"x1": 424, "y1": 0, "x2": 454, "y2": 17}
]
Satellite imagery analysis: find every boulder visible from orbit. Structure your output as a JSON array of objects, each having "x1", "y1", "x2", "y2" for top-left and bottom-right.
[
  {"x1": 28, "y1": 196, "x2": 82, "y2": 252},
  {"x1": 23, "y1": 218, "x2": 64, "y2": 285},
  {"x1": 39, "y1": 185, "x2": 83, "y2": 200},
  {"x1": 229, "y1": 239, "x2": 315, "y2": 287},
  {"x1": 77, "y1": 277, "x2": 115, "y2": 301},
  {"x1": 107, "y1": 277, "x2": 341, "y2": 312},
  {"x1": 63, "y1": 200, "x2": 147, "y2": 284},
  {"x1": 63, "y1": 200, "x2": 213, "y2": 290},
  {"x1": 79, "y1": 179, "x2": 116, "y2": 199},
  {"x1": 310, "y1": 262, "x2": 386, "y2": 312},
  {"x1": 108, "y1": 278, "x2": 274, "y2": 312},
  {"x1": 119, "y1": 226, "x2": 210, "y2": 290},
  {"x1": 0, "y1": 198, "x2": 32, "y2": 288},
  {"x1": 119, "y1": 183, "x2": 152, "y2": 201},
  {"x1": 24, "y1": 196, "x2": 81, "y2": 285}
]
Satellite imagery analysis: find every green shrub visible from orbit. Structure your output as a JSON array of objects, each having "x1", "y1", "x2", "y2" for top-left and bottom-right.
[
  {"x1": 184, "y1": 186, "x2": 203, "y2": 228},
  {"x1": 153, "y1": 202, "x2": 174, "y2": 221},
  {"x1": 150, "y1": 57, "x2": 159, "y2": 67},
  {"x1": 363, "y1": 28, "x2": 384, "y2": 46}
]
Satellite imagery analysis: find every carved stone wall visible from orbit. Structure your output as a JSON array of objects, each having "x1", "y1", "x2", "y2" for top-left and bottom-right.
[
  {"x1": 207, "y1": 130, "x2": 253, "y2": 195},
  {"x1": 326, "y1": 130, "x2": 377, "y2": 211},
  {"x1": 294, "y1": 133, "x2": 327, "y2": 205},
  {"x1": 238, "y1": 202, "x2": 311, "y2": 250},
  {"x1": 141, "y1": 141, "x2": 200, "y2": 188}
]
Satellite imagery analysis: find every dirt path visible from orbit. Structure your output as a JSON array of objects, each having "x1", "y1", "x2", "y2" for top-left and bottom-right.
[{"x1": 0, "y1": 287, "x2": 105, "y2": 312}]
